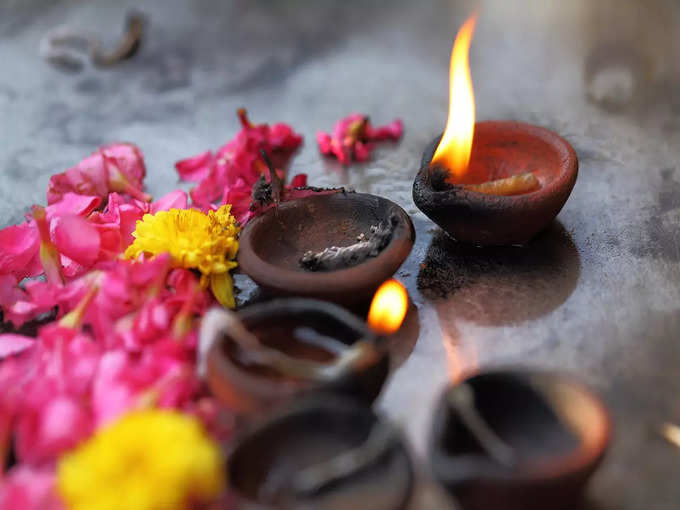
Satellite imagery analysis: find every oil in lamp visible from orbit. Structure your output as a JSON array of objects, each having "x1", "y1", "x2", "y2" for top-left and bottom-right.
[
  {"x1": 429, "y1": 369, "x2": 611, "y2": 510},
  {"x1": 201, "y1": 280, "x2": 409, "y2": 415},
  {"x1": 413, "y1": 15, "x2": 578, "y2": 246}
]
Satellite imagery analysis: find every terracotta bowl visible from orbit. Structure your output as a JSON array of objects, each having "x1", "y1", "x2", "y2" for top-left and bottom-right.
[
  {"x1": 227, "y1": 396, "x2": 414, "y2": 510},
  {"x1": 429, "y1": 369, "x2": 611, "y2": 510},
  {"x1": 238, "y1": 192, "x2": 415, "y2": 305},
  {"x1": 205, "y1": 299, "x2": 388, "y2": 415},
  {"x1": 413, "y1": 121, "x2": 578, "y2": 246}
]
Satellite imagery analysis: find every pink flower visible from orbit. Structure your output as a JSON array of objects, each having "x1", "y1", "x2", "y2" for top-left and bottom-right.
[
  {"x1": 317, "y1": 114, "x2": 403, "y2": 164},
  {"x1": 91, "y1": 347, "x2": 200, "y2": 427},
  {"x1": 0, "y1": 193, "x2": 103, "y2": 283},
  {"x1": 88, "y1": 190, "x2": 188, "y2": 256},
  {"x1": 0, "y1": 466, "x2": 62, "y2": 510},
  {"x1": 47, "y1": 143, "x2": 149, "y2": 204},
  {"x1": 2, "y1": 323, "x2": 100, "y2": 464},
  {"x1": 175, "y1": 108, "x2": 303, "y2": 212}
]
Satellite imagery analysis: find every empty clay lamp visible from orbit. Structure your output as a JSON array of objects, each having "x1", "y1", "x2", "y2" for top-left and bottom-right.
[
  {"x1": 429, "y1": 369, "x2": 611, "y2": 510},
  {"x1": 238, "y1": 192, "x2": 415, "y2": 305},
  {"x1": 202, "y1": 286, "x2": 408, "y2": 414},
  {"x1": 412, "y1": 15, "x2": 578, "y2": 246},
  {"x1": 226, "y1": 396, "x2": 414, "y2": 510}
]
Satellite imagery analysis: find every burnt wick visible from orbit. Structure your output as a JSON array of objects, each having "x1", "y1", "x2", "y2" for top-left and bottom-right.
[
  {"x1": 300, "y1": 213, "x2": 399, "y2": 271},
  {"x1": 428, "y1": 165, "x2": 454, "y2": 192},
  {"x1": 291, "y1": 422, "x2": 398, "y2": 498},
  {"x1": 250, "y1": 174, "x2": 273, "y2": 209},
  {"x1": 218, "y1": 309, "x2": 379, "y2": 382}
]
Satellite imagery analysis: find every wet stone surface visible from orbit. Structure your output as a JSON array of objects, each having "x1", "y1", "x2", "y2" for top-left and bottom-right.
[{"x1": 1, "y1": 0, "x2": 679, "y2": 508}]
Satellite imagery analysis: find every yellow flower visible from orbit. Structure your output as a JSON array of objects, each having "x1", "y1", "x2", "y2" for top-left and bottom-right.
[
  {"x1": 124, "y1": 205, "x2": 240, "y2": 308},
  {"x1": 57, "y1": 410, "x2": 225, "y2": 510}
]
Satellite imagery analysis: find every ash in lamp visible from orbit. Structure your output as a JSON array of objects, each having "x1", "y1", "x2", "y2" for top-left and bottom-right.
[{"x1": 413, "y1": 14, "x2": 578, "y2": 246}]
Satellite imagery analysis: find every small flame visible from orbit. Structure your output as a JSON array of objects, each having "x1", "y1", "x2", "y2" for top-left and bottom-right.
[
  {"x1": 367, "y1": 279, "x2": 408, "y2": 335},
  {"x1": 431, "y1": 14, "x2": 477, "y2": 180}
]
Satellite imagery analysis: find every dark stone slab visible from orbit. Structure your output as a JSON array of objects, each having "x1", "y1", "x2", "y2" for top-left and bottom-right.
[{"x1": 1, "y1": 0, "x2": 679, "y2": 508}]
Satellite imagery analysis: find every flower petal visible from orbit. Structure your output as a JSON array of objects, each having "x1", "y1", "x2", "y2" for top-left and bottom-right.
[
  {"x1": 175, "y1": 151, "x2": 214, "y2": 182},
  {"x1": 288, "y1": 173, "x2": 307, "y2": 188},
  {"x1": 45, "y1": 193, "x2": 102, "y2": 220},
  {"x1": 0, "y1": 334, "x2": 35, "y2": 359},
  {"x1": 50, "y1": 216, "x2": 101, "y2": 267},
  {"x1": 0, "y1": 222, "x2": 41, "y2": 279},
  {"x1": 209, "y1": 272, "x2": 235, "y2": 309},
  {"x1": 150, "y1": 190, "x2": 189, "y2": 213}
]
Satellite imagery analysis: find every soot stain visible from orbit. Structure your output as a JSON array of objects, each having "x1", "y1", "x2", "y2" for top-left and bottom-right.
[
  {"x1": 630, "y1": 167, "x2": 680, "y2": 263},
  {"x1": 417, "y1": 222, "x2": 581, "y2": 326}
]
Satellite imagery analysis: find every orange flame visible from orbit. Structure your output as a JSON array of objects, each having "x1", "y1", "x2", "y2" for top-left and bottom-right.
[
  {"x1": 431, "y1": 14, "x2": 477, "y2": 180},
  {"x1": 367, "y1": 279, "x2": 408, "y2": 335}
]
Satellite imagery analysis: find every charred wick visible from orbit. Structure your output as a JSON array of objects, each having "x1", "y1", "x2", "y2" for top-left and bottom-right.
[{"x1": 426, "y1": 164, "x2": 455, "y2": 192}]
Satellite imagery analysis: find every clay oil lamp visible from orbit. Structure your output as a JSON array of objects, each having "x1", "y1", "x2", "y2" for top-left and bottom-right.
[
  {"x1": 201, "y1": 281, "x2": 409, "y2": 415},
  {"x1": 238, "y1": 191, "x2": 415, "y2": 306},
  {"x1": 226, "y1": 395, "x2": 414, "y2": 510},
  {"x1": 429, "y1": 369, "x2": 611, "y2": 510},
  {"x1": 413, "y1": 15, "x2": 578, "y2": 246}
]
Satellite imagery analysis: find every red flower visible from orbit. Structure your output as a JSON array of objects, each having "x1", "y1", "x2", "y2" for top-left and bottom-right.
[{"x1": 317, "y1": 113, "x2": 403, "y2": 165}]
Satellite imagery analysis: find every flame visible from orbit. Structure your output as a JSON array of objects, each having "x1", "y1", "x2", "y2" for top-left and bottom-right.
[
  {"x1": 367, "y1": 279, "x2": 408, "y2": 335},
  {"x1": 431, "y1": 14, "x2": 477, "y2": 180}
]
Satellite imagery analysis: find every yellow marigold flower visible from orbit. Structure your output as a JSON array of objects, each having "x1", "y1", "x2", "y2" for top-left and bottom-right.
[
  {"x1": 57, "y1": 410, "x2": 225, "y2": 510},
  {"x1": 124, "y1": 205, "x2": 240, "y2": 308}
]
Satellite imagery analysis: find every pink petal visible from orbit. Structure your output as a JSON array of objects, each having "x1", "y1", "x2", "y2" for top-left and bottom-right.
[
  {"x1": 102, "y1": 143, "x2": 146, "y2": 185},
  {"x1": 0, "y1": 334, "x2": 35, "y2": 359},
  {"x1": 0, "y1": 274, "x2": 23, "y2": 307},
  {"x1": 45, "y1": 193, "x2": 102, "y2": 219},
  {"x1": 367, "y1": 118, "x2": 403, "y2": 140},
  {"x1": 46, "y1": 165, "x2": 107, "y2": 205},
  {"x1": 316, "y1": 131, "x2": 333, "y2": 154},
  {"x1": 0, "y1": 222, "x2": 41, "y2": 279},
  {"x1": 288, "y1": 173, "x2": 307, "y2": 188},
  {"x1": 175, "y1": 151, "x2": 215, "y2": 182},
  {"x1": 190, "y1": 169, "x2": 225, "y2": 207},
  {"x1": 38, "y1": 396, "x2": 92, "y2": 453},
  {"x1": 3, "y1": 300, "x2": 41, "y2": 328},
  {"x1": 47, "y1": 143, "x2": 146, "y2": 204},
  {"x1": 50, "y1": 215, "x2": 101, "y2": 267},
  {"x1": 151, "y1": 190, "x2": 189, "y2": 213},
  {"x1": 354, "y1": 141, "x2": 374, "y2": 162},
  {"x1": 116, "y1": 203, "x2": 145, "y2": 250},
  {"x1": 0, "y1": 466, "x2": 62, "y2": 510}
]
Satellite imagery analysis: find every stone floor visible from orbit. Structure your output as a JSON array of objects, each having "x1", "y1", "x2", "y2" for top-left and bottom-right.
[{"x1": 1, "y1": 0, "x2": 679, "y2": 508}]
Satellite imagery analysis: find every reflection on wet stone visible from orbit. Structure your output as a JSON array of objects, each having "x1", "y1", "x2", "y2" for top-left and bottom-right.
[{"x1": 417, "y1": 222, "x2": 580, "y2": 326}]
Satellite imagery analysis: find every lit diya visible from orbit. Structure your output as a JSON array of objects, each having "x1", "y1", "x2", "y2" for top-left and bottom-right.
[
  {"x1": 429, "y1": 369, "x2": 611, "y2": 510},
  {"x1": 238, "y1": 192, "x2": 415, "y2": 305},
  {"x1": 226, "y1": 395, "x2": 414, "y2": 510},
  {"x1": 201, "y1": 280, "x2": 408, "y2": 414},
  {"x1": 413, "y1": 15, "x2": 578, "y2": 246}
]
